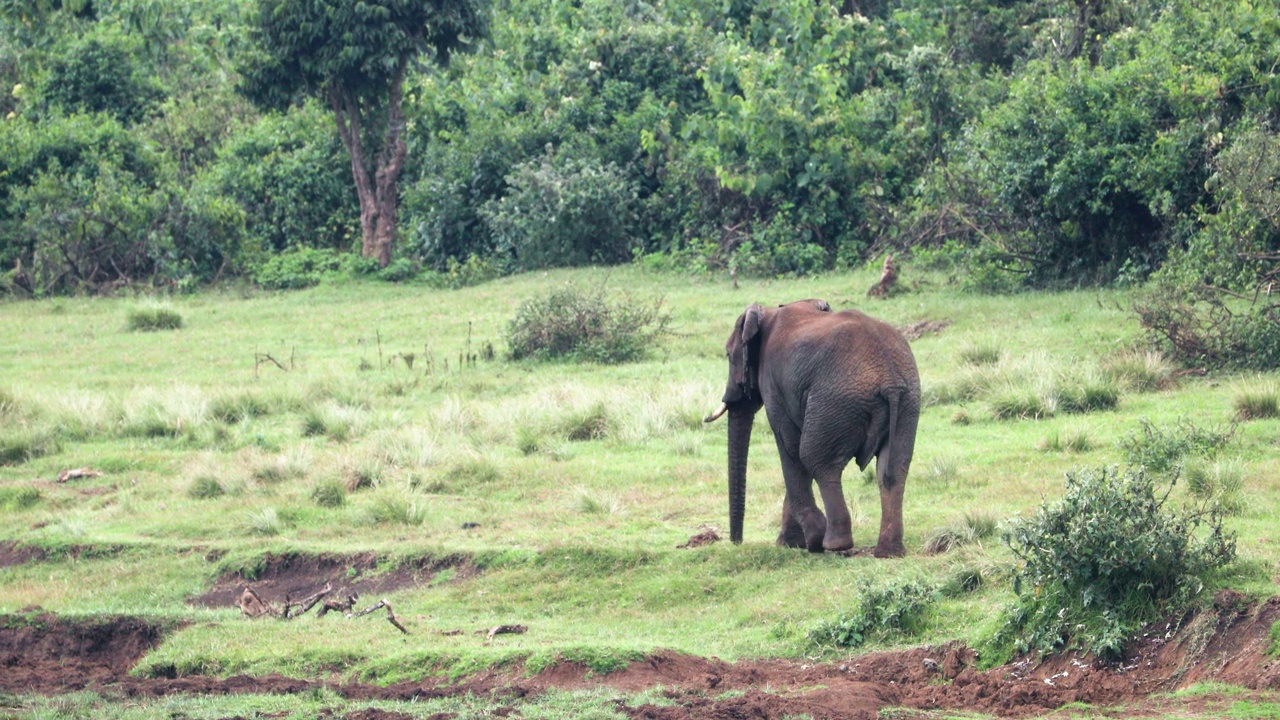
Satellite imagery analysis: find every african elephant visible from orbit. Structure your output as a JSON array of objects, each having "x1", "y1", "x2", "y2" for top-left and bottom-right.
[{"x1": 704, "y1": 299, "x2": 920, "y2": 557}]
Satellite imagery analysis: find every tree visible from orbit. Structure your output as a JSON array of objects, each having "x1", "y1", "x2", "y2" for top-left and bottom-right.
[{"x1": 238, "y1": 0, "x2": 486, "y2": 267}]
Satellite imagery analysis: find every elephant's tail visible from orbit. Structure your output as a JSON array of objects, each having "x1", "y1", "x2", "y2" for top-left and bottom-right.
[{"x1": 878, "y1": 387, "x2": 906, "y2": 489}]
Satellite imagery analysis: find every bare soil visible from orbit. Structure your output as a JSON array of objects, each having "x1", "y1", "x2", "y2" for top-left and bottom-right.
[
  {"x1": 188, "y1": 551, "x2": 479, "y2": 609},
  {"x1": 3, "y1": 550, "x2": 1279, "y2": 719}
]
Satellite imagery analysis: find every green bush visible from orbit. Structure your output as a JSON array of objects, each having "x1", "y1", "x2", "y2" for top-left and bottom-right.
[
  {"x1": 39, "y1": 24, "x2": 166, "y2": 125},
  {"x1": 126, "y1": 303, "x2": 184, "y2": 332},
  {"x1": 996, "y1": 466, "x2": 1235, "y2": 660},
  {"x1": 483, "y1": 150, "x2": 638, "y2": 270},
  {"x1": 808, "y1": 578, "x2": 937, "y2": 649},
  {"x1": 1119, "y1": 417, "x2": 1235, "y2": 475},
  {"x1": 254, "y1": 247, "x2": 342, "y2": 290},
  {"x1": 506, "y1": 286, "x2": 669, "y2": 364}
]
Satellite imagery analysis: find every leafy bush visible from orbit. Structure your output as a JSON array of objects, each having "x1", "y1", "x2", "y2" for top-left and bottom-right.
[
  {"x1": 506, "y1": 286, "x2": 669, "y2": 364},
  {"x1": 483, "y1": 150, "x2": 639, "y2": 270},
  {"x1": 126, "y1": 302, "x2": 184, "y2": 331},
  {"x1": 997, "y1": 466, "x2": 1236, "y2": 659},
  {"x1": 39, "y1": 24, "x2": 166, "y2": 125},
  {"x1": 254, "y1": 247, "x2": 342, "y2": 290},
  {"x1": 1119, "y1": 417, "x2": 1235, "y2": 474},
  {"x1": 808, "y1": 578, "x2": 937, "y2": 649},
  {"x1": 1133, "y1": 282, "x2": 1280, "y2": 371}
]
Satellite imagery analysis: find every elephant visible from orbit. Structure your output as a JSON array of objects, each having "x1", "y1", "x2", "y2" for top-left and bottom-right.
[{"x1": 704, "y1": 299, "x2": 921, "y2": 557}]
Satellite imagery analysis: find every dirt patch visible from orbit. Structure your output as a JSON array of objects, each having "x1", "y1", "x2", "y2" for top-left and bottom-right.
[
  {"x1": 0, "y1": 613, "x2": 169, "y2": 692},
  {"x1": 0, "y1": 542, "x2": 46, "y2": 568},
  {"x1": 676, "y1": 527, "x2": 720, "y2": 549},
  {"x1": 0, "y1": 542, "x2": 123, "y2": 568},
  {"x1": 900, "y1": 319, "x2": 951, "y2": 340},
  {"x1": 189, "y1": 552, "x2": 479, "y2": 610},
  {"x1": 3, "y1": 596, "x2": 1280, "y2": 718}
]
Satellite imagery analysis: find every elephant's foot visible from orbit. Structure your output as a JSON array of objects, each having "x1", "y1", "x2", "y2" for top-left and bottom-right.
[
  {"x1": 872, "y1": 541, "x2": 906, "y2": 558},
  {"x1": 776, "y1": 525, "x2": 807, "y2": 549},
  {"x1": 822, "y1": 532, "x2": 854, "y2": 553}
]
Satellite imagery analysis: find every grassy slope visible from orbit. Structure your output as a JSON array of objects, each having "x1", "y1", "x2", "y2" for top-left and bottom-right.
[{"x1": 1, "y1": 264, "x2": 1277, "y2": 684}]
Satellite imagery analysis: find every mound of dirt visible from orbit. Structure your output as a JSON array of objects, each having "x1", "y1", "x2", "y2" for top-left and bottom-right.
[
  {"x1": 190, "y1": 552, "x2": 478, "y2": 610},
  {"x1": 899, "y1": 319, "x2": 950, "y2": 340},
  {"x1": 3, "y1": 594, "x2": 1280, "y2": 718}
]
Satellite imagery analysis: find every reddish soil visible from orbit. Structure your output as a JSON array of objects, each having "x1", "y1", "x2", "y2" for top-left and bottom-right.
[{"x1": 2, "y1": 593, "x2": 1279, "y2": 718}]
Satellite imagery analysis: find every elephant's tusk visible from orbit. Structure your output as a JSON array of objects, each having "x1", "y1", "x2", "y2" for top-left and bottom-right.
[{"x1": 704, "y1": 402, "x2": 728, "y2": 423}]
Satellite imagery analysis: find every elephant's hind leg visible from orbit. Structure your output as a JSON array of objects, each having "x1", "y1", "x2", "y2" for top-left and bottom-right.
[
  {"x1": 814, "y1": 470, "x2": 854, "y2": 552},
  {"x1": 776, "y1": 451, "x2": 826, "y2": 552}
]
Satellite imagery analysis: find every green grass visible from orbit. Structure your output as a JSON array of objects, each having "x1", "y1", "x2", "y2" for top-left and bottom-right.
[{"x1": 0, "y1": 265, "x2": 1277, "y2": 717}]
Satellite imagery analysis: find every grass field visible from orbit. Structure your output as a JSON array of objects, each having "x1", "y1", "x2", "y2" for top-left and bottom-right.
[{"x1": 2, "y1": 263, "x2": 1278, "y2": 718}]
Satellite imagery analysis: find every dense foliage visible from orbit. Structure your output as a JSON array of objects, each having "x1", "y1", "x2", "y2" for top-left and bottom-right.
[
  {"x1": 2, "y1": 0, "x2": 1280, "y2": 363},
  {"x1": 996, "y1": 466, "x2": 1236, "y2": 660}
]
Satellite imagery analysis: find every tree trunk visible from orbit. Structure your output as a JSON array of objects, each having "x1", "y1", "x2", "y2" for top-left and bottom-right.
[
  {"x1": 726, "y1": 409, "x2": 755, "y2": 544},
  {"x1": 330, "y1": 55, "x2": 410, "y2": 269}
]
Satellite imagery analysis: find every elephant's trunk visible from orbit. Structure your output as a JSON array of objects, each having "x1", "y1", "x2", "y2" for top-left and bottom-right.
[{"x1": 727, "y1": 408, "x2": 754, "y2": 544}]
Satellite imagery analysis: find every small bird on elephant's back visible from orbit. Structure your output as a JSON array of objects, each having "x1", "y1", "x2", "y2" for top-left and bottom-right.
[{"x1": 704, "y1": 298, "x2": 920, "y2": 558}]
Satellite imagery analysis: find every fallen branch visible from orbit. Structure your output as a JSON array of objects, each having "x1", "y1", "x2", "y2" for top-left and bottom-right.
[
  {"x1": 317, "y1": 592, "x2": 359, "y2": 618},
  {"x1": 353, "y1": 598, "x2": 409, "y2": 634},
  {"x1": 283, "y1": 582, "x2": 333, "y2": 619}
]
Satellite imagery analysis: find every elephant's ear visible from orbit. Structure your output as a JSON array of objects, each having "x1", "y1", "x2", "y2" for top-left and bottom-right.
[{"x1": 740, "y1": 303, "x2": 764, "y2": 393}]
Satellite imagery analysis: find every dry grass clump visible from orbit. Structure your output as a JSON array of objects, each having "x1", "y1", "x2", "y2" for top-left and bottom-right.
[
  {"x1": 1101, "y1": 349, "x2": 1175, "y2": 393},
  {"x1": 1232, "y1": 377, "x2": 1280, "y2": 421}
]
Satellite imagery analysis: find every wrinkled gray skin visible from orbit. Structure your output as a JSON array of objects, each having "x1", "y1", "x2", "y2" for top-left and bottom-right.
[{"x1": 705, "y1": 299, "x2": 921, "y2": 557}]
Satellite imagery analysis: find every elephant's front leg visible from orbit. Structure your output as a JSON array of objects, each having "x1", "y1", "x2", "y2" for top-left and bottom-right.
[{"x1": 776, "y1": 452, "x2": 826, "y2": 552}]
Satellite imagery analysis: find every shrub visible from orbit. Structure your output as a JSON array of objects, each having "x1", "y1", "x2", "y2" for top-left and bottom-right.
[
  {"x1": 482, "y1": 150, "x2": 638, "y2": 270},
  {"x1": 506, "y1": 286, "x2": 669, "y2": 364},
  {"x1": 1119, "y1": 417, "x2": 1235, "y2": 474},
  {"x1": 126, "y1": 302, "x2": 184, "y2": 332},
  {"x1": 997, "y1": 466, "x2": 1236, "y2": 659},
  {"x1": 254, "y1": 246, "x2": 342, "y2": 290},
  {"x1": 808, "y1": 578, "x2": 937, "y2": 649},
  {"x1": 1133, "y1": 282, "x2": 1280, "y2": 371}
]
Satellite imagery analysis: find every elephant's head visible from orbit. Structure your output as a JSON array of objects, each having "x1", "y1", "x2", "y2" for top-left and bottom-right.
[{"x1": 704, "y1": 299, "x2": 830, "y2": 543}]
